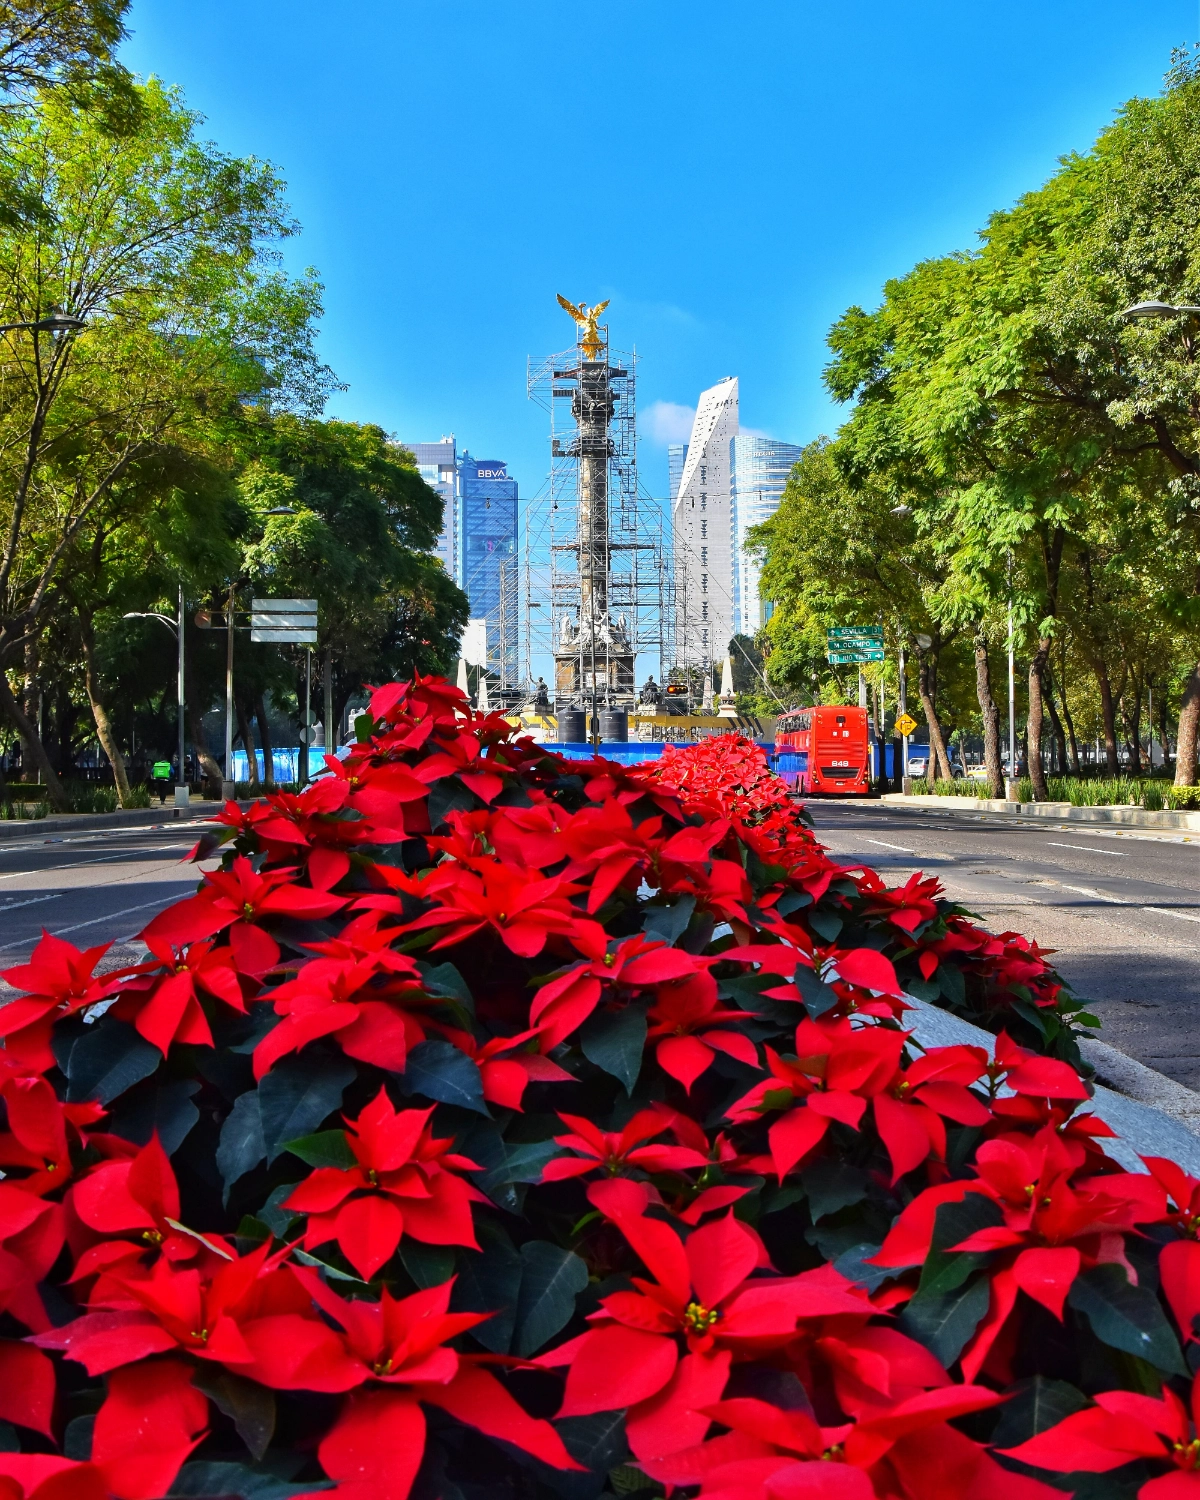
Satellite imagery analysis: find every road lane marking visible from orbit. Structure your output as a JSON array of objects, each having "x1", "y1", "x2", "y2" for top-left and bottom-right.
[
  {"x1": 0, "y1": 896, "x2": 177, "y2": 953},
  {"x1": 1047, "y1": 842, "x2": 1129, "y2": 856},
  {"x1": 0, "y1": 894, "x2": 62, "y2": 913},
  {"x1": 863, "y1": 838, "x2": 915, "y2": 853},
  {"x1": 0, "y1": 843, "x2": 192, "y2": 880},
  {"x1": 1144, "y1": 907, "x2": 1200, "y2": 924},
  {"x1": 1060, "y1": 885, "x2": 1126, "y2": 904}
]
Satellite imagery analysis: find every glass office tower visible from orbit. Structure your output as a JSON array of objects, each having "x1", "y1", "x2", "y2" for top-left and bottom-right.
[
  {"x1": 457, "y1": 452, "x2": 519, "y2": 684},
  {"x1": 730, "y1": 435, "x2": 802, "y2": 635},
  {"x1": 404, "y1": 437, "x2": 458, "y2": 581}
]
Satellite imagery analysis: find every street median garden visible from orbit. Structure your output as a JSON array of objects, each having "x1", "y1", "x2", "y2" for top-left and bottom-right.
[{"x1": 0, "y1": 678, "x2": 1197, "y2": 1500}]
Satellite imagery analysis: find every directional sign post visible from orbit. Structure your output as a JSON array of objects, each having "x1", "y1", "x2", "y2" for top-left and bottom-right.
[
  {"x1": 827, "y1": 626, "x2": 884, "y2": 665},
  {"x1": 251, "y1": 598, "x2": 318, "y2": 644},
  {"x1": 895, "y1": 712, "x2": 918, "y2": 738},
  {"x1": 828, "y1": 648, "x2": 885, "y2": 664}
]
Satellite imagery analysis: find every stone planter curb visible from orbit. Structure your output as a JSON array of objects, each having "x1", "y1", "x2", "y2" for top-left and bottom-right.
[{"x1": 879, "y1": 793, "x2": 1200, "y2": 833}]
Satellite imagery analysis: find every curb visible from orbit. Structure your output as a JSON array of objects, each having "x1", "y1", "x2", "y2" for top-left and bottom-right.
[
  {"x1": 906, "y1": 998, "x2": 1200, "y2": 1176},
  {"x1": 0, "y1": 803, "x2": 225, "y2": 841},
  {"x1": 879, "y1": 792, "x2": 1200, "y2": 833}
]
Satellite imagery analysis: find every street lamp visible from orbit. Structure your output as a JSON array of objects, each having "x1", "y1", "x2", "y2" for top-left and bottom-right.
[
  {"x1": 1120, "y1": 299, "x2": 1200, "y2": 320},
  {"x1": 0, "y1": 308, "x2": 87, "y2": 336},
  {"x1": 123, "y1": 585, "x2": 188, "y2": 808}
]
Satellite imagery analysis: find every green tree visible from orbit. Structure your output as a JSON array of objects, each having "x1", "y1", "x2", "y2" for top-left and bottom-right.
[
  {"x1": 0, "y1": 81, "x2": 333, "y2": 807},
  {"x1": 824, "y1": 51, "x2": 1200, "y2": 791},
  {"x1": 237, "y1": 414, "x2": 468, "y2": 742}
]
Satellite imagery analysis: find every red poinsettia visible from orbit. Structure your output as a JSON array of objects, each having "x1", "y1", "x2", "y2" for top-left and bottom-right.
[
  {"x1": 240, "y1": 1270, "x2": 582, "y2": 1500},
  {"x1": 0, "y1": 932, "x2": 120, "y2": 1070},
  {"x1": 541, "y1": 1109, "x2": 710, "y2": 1182},
  {"x1": 540, "y1": 1180, "x2": 868, "y2": 1461},
  {"x1": 1000, "y1": 1380, "x2": 1200, "y2": 1496},
  {"x1": 282, "y1": 1089, "x2": 485, "y2": 1279}
]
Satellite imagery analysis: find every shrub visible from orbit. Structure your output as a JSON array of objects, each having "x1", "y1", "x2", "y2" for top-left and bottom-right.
[{"x1": 2, "y1": 679, "x2": 1191, "y2": 1500}]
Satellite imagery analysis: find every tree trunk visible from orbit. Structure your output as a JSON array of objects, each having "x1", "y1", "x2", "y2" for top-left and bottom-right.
[
  {"x1": 0, "y1": 668, "x2": 68, "y2": 810},
  {"x1": 255, "y1": 693, "x2": 275, "y2": 790},
  {"x1": 917, "y1": 653, "x2": 953, "y2": 783},
  {"x1": 235, "y1": 696, "x2": 260, "y2": 793},
  {"x1": 79, "y1": 619, "x2": 132, "y2": 807},
  {"x1": 1127, "y1": 684, "x2": 1143, "y2": 775},
  {"x1": 1159, "y1": 689, "x2": 1171, "y2": 774},
  {"x1": 974, "y1": 631, "x2": 1004, "y2": 799},
  {"x1": 1045, "y1": 671, "x2": 1068, "y2": 778},
  {"x1": 1095, "y1": 662, "x2": 1120, "y2": 775},
  {"x1": 1027, "y1": 639, "x2": 1052, "y2": 800},
  {"x1": 1176, "y1": 660, "x2": 1200, "y2": 786},
  {"x1": 1057, "y1": 641, "x2": 1081, "y2": 774},
  {"x1": 20, "y1": 635, "x2": 41, "y2": 782}
]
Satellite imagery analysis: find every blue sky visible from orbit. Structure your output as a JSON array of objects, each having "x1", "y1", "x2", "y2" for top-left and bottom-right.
[{"x1": 123, "y1": 1, "x2": 1196, "y2": 501}]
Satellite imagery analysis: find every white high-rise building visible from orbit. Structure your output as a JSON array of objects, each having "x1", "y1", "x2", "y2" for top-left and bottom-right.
[
  {"x1": 672, "y1": 378, "x2": 738, "y2": 670},
  {"x1": 404, "y1": 436, "x2": 458, "y2": 581},
  {"x1": 730, "y1": 436, "x2": 802, "y2": 635}
]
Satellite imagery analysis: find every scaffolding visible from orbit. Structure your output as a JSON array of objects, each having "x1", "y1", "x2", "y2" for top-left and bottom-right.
[{"x1": 525, "y1": 325, "x2": 673, "y2": 710}]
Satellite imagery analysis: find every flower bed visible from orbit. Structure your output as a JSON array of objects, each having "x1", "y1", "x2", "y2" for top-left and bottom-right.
[{"x1": 0, "y1": 678, "x2": 1192, "y2": 1500}]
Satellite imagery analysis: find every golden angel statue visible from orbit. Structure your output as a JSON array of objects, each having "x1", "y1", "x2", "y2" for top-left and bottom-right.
[{"x1": 557, "y1": 294, "x2": 610, "y2": 359}]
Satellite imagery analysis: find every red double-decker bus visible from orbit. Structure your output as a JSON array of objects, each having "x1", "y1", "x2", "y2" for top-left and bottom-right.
[{"x1": 774, "y1": 705, "x2": 870, "y2": 796}]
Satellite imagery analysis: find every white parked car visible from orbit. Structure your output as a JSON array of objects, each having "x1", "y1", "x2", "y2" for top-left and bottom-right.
[{"x1": 906, "y1": 754, "x2": 929, "y2": 778}]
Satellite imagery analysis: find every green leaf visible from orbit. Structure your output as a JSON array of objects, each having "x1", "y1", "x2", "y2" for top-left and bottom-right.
[
  {"x1": 642, "y1": 895, "x2": 695, "y2": 945},
  {"x1": 400, "y1": 1240, "x2": 455, "y2": 1288},
  {"x1": 899, "y1": 1274, "x2": 990, "y2": 1368},
  {"x1": 65, "y1": 1019, "x2": 159, "y2": 1104},
  {"x1": 807, "y1": 908, "x2": 843, "y2": 943},
  {"x1": 427, "y1": 775, "x2": 478, "y2": 828},
  {"x1": 556, "y1": 1412, "x2": 630, "y2": 1488},
  {"x1": 169, "y1": 1461, "x2": 330, "y2": 1498},
  {"x1": 192, "y1": 1368, "x2": 276, "y2": 1462},
  {"x1": 282, "y1": 1130, "x2": 355, "y2": 1168},
  {"x1": 794, "y1": 966, "x2": 839, "y2": 1019},
  {"x1": 937, "y1": 962, "x2": 966, "y2": 1009},
  {"x1": 416, "y1": 961, "x2": 475, "y2": 1013},
  {"x1": 833, "y1": 1243, "x2": 893, "y2": 1293},
  {"x1": 580, "y1": 1003, "x2": 647, "y2": 1093},
  {"x1": 775, "y1": 889, "x2": 813, "y2": 917},
  {"x1": 917, "y1": 1194, "x2": 1003, "y2": 1297},
  {"x1": 800, "y1": 1160, "x2": 868, "y2": 1222},
  {"x1": 513, "y1": 1241, "x2": 589, "y2": 1357},
  {"x1": 216, "y1": 1090, "x2": 266, "y2": 1202},
  {"x1": 452, "y1": 1220, "x2": 522, "y2": 1353},
  {"x1": 259, "y1": 1056, "x2": 357, "y2": 1163},
  {"x1": 988, "y1": 1376, "x2": 1090, "y2": 1448},
  {"x1": 401, "y1": 1039, "x2": 488, "y2": 1114},
  {"x1": 456, "y1": 1125, "x2": 558, "y2": 1210},
  {"x1": 109, "y1": 1078, "x2": 200, "y2": 1154},
  {"x1": 1068, "y1": 1264, "x2": 1187, "y2": 1375}
]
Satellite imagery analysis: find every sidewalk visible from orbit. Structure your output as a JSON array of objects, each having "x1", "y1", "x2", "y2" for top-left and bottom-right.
[
  {"x1": 0, "y1": 801, "x2": 225, "y2": 841},
  {"x1": 879, "y1": 792, "x2": 1200, "y2": 835}
]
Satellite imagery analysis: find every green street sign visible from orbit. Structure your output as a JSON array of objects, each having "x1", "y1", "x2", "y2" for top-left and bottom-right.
[
  {"x1": 828, "y1": 626, "x2": 883, "y2": 642},
  {"x1": 828, "y1": 648, "x2": 885, "y2": 664}
]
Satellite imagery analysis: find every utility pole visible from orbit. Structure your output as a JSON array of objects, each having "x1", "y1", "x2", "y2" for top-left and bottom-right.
[
  {"x1": 222, "y1": 588, "x2": 235, "y2": 803},
  {"x1": 176, "y1": 584, "x2": 188, "y2": 808},
  {"x1": 323, "y1": 650, "x2": 334, "y2": 764},
  {"x1": 1007, "y1": 553, "x2": 1017, "y2": 798}
]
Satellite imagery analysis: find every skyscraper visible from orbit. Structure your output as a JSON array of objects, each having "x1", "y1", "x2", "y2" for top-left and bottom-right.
[
  {"x1": 458, "y1": 452, "x2": 519, "y2": 685},
  {"x1": 730, "y1": 435, "x2": 802, "y2": 635},
  {"x1": 672, "y1": 377, "x2": 738, "y2": 670},
  {"x1": 403, "y1": 437, "x2": 458, "y2": 581},
  {"x1": 668, "y1": 443, "x2": 688, "y2": 504}
]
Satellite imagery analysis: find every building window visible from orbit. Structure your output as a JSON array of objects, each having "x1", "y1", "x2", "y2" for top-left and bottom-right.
[
  {"x1": 701, "y1": 603, "x2": 708, "y2": 621},
  {"x1": 701, "y1": 574, "x2": 708, "y2": 591},
  {"x1": 700, "y1": 520, "x2": 707, "y2": 538},
  {"x1": 700, "y1": 547, "x2": 708, "y2": 563}
]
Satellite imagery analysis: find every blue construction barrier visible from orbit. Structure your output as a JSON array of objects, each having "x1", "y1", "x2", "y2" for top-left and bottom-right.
[
  {"x1": 228, "y1": 748, "x2": 302, "y2": 783},
  {"x1": 549, "y1": 742, "x2": 776, "y2": 767}
]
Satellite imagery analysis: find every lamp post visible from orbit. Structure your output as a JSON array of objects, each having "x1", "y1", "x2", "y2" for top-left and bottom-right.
[
  {"x1": 123, "y1": 591, "x2": 188, "y2": 809},
  {"x1": 0, "y1": 308, "x2": 87, "y2": 337},
  {"x1": 1120, "y1": 300, "x2": 1200, "y2": 320}
]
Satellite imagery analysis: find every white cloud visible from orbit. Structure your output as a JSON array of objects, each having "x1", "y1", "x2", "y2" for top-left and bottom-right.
[{"x1": 641, "y1": 400, "x2": 697, "y2": 445}]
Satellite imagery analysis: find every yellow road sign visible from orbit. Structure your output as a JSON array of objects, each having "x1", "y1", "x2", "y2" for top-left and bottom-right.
[{"x1": 895, "y1": 712, "x2": 918, "y2": 737}]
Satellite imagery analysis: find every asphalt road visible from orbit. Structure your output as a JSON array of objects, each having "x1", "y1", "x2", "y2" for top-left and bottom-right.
[
  {"x1": 808, "y1": 799, "x2": 1200, "y2": 1088},
  {"x1": 0, "y1": 817, "x2": 215, "y2": 982}
]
